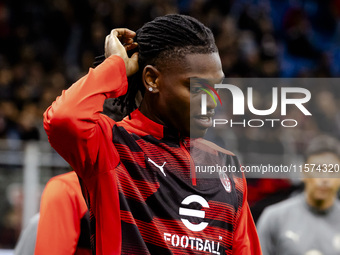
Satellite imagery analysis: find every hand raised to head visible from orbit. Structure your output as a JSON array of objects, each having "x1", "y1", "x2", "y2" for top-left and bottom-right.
[{"x1": 105, "y1": 28, "x2": 139, "y2": 77}]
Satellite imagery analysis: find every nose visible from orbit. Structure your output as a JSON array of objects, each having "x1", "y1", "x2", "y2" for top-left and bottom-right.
[
  {"x1": 199, "y1": 89, "x2": 217, "y2": 116},
  {"x1": 316, "y1": 178, "x2": 331, "y2": 188},
  {"x1": 201, "y1": 86, "x2": 219, "y2": 109},
  {"x1": 206, "y1": 90, "x2": 217, "y2": 111}
]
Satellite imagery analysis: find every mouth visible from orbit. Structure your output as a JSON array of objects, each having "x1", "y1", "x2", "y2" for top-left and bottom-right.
[
  {"x1": 316, "y1": 187, "x2": 331, "y2": 193},
  {"x1": 192, "y1": 113, "x2": 214, "y2": 129}
]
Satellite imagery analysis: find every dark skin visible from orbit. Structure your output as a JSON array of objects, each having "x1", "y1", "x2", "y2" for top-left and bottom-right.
[
  {"x1": 140, "y1": 53, "x2": 224, "y2": 138},
  {"x1": 106, "y1": 28, "x2": 224, "y2": 137}
]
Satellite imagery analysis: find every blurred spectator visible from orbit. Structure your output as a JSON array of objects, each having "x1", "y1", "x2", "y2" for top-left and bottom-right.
[
  {"x1": 1, "y1": 0, "x2": 339, "y2": 145},
  {"x1": 14, "y1": 213, "x2": 39, "y2": 255},
  {"x1": 257, "y1": 135, "x2": 340, "y2": 255},
  {"x1": 0, "y1": 183, "x2": 23, "y2": 248}
]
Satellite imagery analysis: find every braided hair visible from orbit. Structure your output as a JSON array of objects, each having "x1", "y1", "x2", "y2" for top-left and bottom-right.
[{"x1": 112, "y1": 14, "x2": 218, "y2": 118}]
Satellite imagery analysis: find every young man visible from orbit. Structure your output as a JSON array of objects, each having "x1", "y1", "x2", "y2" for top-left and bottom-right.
[
  {"x1": 35, "y1": 171, "x2": 91, "y2": 255},
  {"x1": 257, "y1": 135, "x2": 340, "y2": 255},
  {"x1": 44, "y1": 14, "x2": 261, "y2": 254},
  {"x1": 14, "y1": 171, "x2": 91, "y2": 255}
]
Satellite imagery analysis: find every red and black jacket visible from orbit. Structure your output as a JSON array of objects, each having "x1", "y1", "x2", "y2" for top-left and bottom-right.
[{"x1": 44, "y1": 55, "x2": 261, "y2": 255}]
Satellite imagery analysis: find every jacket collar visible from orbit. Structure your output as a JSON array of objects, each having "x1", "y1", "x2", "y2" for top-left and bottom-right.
[
  {"x1": 119, "y1": 109, "x2": 166, "y2": 140},
  {"x1": 119, "y1": 109, "x2": 193, "y2": 146}
]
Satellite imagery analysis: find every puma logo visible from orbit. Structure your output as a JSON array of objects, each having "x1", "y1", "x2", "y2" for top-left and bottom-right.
[
  {"x1": 285, "y1": 230, "x2": 300, "y2": 243},
  {"x1": 148, "y1": 158, "x2": 166, "y2": 176}
]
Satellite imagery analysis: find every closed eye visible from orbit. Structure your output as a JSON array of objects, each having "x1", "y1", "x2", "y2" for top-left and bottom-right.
[{"x1": 190, "y1": 86, "x2": 202, "y2": 94}]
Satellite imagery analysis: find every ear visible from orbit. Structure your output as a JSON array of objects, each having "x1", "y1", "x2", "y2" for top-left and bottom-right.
[{"x1": 142, "y1": 65, "x2": 160, "y2": 93}]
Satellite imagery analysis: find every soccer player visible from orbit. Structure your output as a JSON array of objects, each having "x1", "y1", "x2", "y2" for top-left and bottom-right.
[
  {"x1": 44, "y1": 14, "x2": 261, "y2": 254},
  {"x1": 14, "y1": 214, "x2": 39, "y2": 255},
  {"x1": 14, "y1": 171, "x2": 91, "y2": 255},
  {"x1": 257, "y1": 135, "x2": 340, "y2": 255},
  {"x1": 35, "y1": 171, "x2": 91, "y2": 255}
]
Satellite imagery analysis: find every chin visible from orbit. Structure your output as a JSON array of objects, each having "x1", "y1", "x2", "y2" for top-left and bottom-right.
[{"x1": 189, "y1": 128, "x2": 208, "y2": 138}]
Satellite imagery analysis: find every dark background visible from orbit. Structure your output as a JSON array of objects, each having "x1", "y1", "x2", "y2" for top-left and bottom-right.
[{"x1": 0, "y1": 0, "x2": 340, "y2": 249}]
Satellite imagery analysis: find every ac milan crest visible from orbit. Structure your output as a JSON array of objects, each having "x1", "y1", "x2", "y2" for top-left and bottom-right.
[{"x1": 219, "y1": 172, "x2": 231, "y2": 193}]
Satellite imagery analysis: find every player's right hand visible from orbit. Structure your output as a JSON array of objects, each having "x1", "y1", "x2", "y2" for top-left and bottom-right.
[{"x1": 105, "y1": 28, "x2": 139, "y2": 77}]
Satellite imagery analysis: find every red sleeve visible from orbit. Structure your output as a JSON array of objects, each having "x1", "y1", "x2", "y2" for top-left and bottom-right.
[
  {"x1": 35, "y1": 172, "x2": 88, "y2": 255},
  {"x1": 233, "y1": 177, "x2": 262, "y2": 255},
  {"x1": 43, "y1": 55, "x2": 128, "y2": 180}
]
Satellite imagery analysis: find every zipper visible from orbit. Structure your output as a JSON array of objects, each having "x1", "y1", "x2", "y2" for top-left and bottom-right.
[{"x1": 180, "y1": 139, "x2": 197, "y2": 186}]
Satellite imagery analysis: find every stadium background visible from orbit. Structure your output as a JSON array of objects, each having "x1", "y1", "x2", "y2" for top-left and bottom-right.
[{"x1": 0, "y1": 0, "x2": 340, "y2": 252}]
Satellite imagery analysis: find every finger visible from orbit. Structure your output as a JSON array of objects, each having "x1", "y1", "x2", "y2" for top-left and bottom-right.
[
  {"x1": 105, "y1": 33, "x2": 126, "y2": 58},
  {"x1": 119, "y1": 28, "x2": 136, "y2": 37},
  {"x1": 111, "y1": 30, "x2": 136, "y2": 46},
  {"x1": 127, "y1": 52, "x2": 139, "y2": 76},
  {"x1": 130, "y1": 52, "x2": 139, "y2": 66},
  {"x1": 112, "y1": 28, "x2": 136, "y2": 39},
  {"x1": 112, "y1": 34, "x2": 125, "y2": 49},
  {"x1": 112, "y1": 30, "x2": 119, "y2": 37},
  {"x1": 131, "y1": 52, "x2": 139, "y2": 59},
  {"x1": 105, "y1": 35, "x2": 110, "y2": 58},
  {"x1": 105, "y1": 35, "x2": 110, "y2": 46},
  {"x1": 124, "y1": 43, "x2": 138, "y2": 51},
  {"x1": 119, "y1": 36, "x2": 136, "y2": 46},
  {"x1": 122, "y1": 37, "x2": 134, "y2": 44}
]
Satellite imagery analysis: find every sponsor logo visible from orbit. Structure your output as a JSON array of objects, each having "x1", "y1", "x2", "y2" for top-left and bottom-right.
[
  {"x1": 219, "y1": 172, "x2": 231, "y2": 193},
  {"x1": 285, "y1": 230, "x2": 300, "y2": 243},
  {"x1": 148, "y1": 157, "x2": 166, "y2": 176},
  {"x1": 179, "y1": 195, "x2": 209, "y2": 232},
  {"x1": 164, "y1": 194, "x2": 222, "y2": 254},
  {"x1": 333, "y1": 234, "x2": 340, "y2": 251},
  {"x1": 163, "y1": 233, "x2": 221, "y2": 254}
]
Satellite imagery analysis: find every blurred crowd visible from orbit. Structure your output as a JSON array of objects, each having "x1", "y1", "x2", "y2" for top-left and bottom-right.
[
  {"x1": 1, "y1": 0, "x2": 340, "y2": 144},
  {"x1": 1, "y1": 0, "x2": 340, "y2": 249}
]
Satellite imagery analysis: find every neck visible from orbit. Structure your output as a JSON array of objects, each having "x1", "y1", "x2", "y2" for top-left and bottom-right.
[{"x1": 139, "y1": 95, "x2": 165, "y2": 126}]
